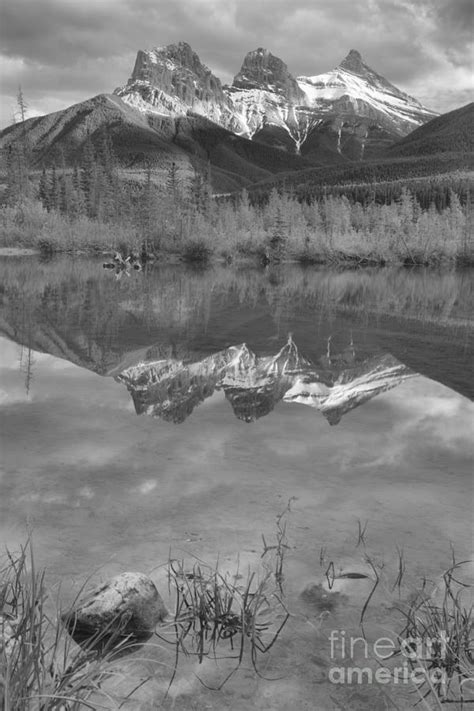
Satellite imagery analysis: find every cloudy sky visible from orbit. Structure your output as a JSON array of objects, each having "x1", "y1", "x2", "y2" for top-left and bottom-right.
[{"x1": 0, "y1": 0, "x2": 472, "y2": 128}]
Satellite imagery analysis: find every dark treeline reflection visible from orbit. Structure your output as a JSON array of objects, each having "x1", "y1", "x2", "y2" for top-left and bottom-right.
[{"x1": 0, "y1": 257, "x2": 472, "y2": 401}]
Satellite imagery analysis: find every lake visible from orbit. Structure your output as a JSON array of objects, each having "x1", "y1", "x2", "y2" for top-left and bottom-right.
[{"x1": 0, "y1": 257, "x2": 473, "y2": 710}]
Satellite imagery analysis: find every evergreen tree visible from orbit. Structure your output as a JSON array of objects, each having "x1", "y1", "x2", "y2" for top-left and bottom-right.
[
  {"x1": 190, "y1": 165, "x2": 212, "y2": 217},
  {"x1": 267, "y1": 205, "x2": 287, "y2": 262},
  {"x1": 96, "y1": 130, "x2": 115, "y2": 179},
  {"x1": 80, "y1": 135, "x2": 97, "y2": 218},
  {"x1": 4, "y1": 88, "x2": 33, "y2": 204},
  {"x1": 59, "y1": 174, "x2": 71, "y2": 216},
  {"x1": 141, "y1": 162, "x2": 158, "y2": 246},
  {"x1": 166, "y1": 161, "x2": 180, "y2": 204},
  {"x1": 71, "y1": 164, "x2": 86, "y2": 218},
  {"x1": 16, "y1": 86, "x2": 28, "y2": 126},
  {"x1": 49, "y1": 164, "x2": 60, "y2": 212},
  {"x1": 38, "y1": 167, "x2": 50, "y2": 210}
]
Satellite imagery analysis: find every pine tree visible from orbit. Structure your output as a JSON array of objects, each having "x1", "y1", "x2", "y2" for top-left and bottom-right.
[
  {"x1": 5, "y1": 88, "x2": 32, "y2": 203},
  {"x1": 59, "y1": 174, "x2": 71, "y2": 216},
  {"x1": 142, "y1": 162, "x2": 157, "y2": 245},
  {"x1": 38, "y1": 167, "x2": 50, "y2": 210},
  {"x1": 49, "y1": 164, "x2": 60, "y2": 212},
  {"x1": 166, "y1": 161, "x2": 180, "y2": 204},
  {"x1": 190, "y1": 173, "x2": 205, "y2": 214},
  {"x1": 97, "y1": 130, "x2": 115, "y2": 179},
  {"x1": 267, "y1": 205, "x2": 287, "y2": 263},
  {"x1": 190, "y1": 164, "x2": 212, "y2": 217},
  {"x1": 80, "y1": 135, "x2": 97, "y2": 218},
  {"x1": 70, "y1": 164, "x2": 86, "y2": 218},
  {"x1": 16, "y1": 86, "x2": 28, "y2": 126}
]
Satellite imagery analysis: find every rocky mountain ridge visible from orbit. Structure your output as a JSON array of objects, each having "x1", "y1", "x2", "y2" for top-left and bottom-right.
[
  {"x1": 116, "y1": 42, "x2": 438, "y2": 158},
  {"x1": 116, "y1": 42, "x2": 238, "y2": 130}
]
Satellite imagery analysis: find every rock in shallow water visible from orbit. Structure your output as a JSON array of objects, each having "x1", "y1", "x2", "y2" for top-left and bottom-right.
[
  {"x1": 300, "y1": 582, "x2": 347, "y2": 611},
  {"x1": 62, "y1": 571, "x2": 168, "y2": 651}
]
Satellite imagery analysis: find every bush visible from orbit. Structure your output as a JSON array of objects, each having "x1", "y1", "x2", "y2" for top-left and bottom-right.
[
  {"x1": 0, "y1": 200, "x2": 142, "y2": 253},
  {"x1": 182, "y1": 238, "x2": 212, "y2": 263}
]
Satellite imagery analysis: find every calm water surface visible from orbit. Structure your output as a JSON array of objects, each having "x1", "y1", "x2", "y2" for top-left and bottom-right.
[{"x1": 0, "y1": 257, "x2": 473, "y2": 710}]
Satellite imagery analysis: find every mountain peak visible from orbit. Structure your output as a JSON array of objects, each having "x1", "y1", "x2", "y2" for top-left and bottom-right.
[
  {"x1": 335, "y1": 48, "x2": 422, "y2": 106},
  {"x1": 339, "y1": 49, "x2": 366, "y2": 74},
  {"x1": 115, "y1": 40, "x2": 236, "y2": 126},
  {"x1": 144, "y1": 41, "x2": 210, "y2": 75},
  {"x1": 232, "y1": 47, "x2": 305, "y2": 102}
]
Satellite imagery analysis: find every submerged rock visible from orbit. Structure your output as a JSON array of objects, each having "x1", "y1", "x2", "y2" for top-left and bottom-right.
[
  {"x1": 300, "y1": 582, "x2": 347, "y2": 612},
  {"x1": 63, "y1": 571, "x2": 168, "y2": 651}
]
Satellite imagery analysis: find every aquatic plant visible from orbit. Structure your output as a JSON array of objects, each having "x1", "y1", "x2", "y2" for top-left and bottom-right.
[
  {"x1": 157, "y1": 556, "x2": 289, "y2": 693},
  {"x1": 261, "y1": 496, "x2": 295, "y2": 593},
  {"x1": 155, "y1": 502, "x2": 293, "y2": 693},
  {"x1": 394, "y1": 557, "x2": 474, "y2": 708}
]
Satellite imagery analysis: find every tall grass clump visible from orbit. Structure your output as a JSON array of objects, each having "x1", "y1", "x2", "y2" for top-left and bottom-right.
[
  {"x1": 395, "y1": 560, "x2": 473, "y2": 707},
  {"x1": 157, "y1": 558, "x2": 289, "y2": 691},
  {"x1": 155, "y1": 503, "x2": 293, "y2": 692},
  {"x1": 0, "y1": 540, "x2": 125, "y2": 710}
]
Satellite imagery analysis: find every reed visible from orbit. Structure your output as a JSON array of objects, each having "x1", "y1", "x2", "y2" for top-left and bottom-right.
[
  {"x1": 155, "y1": 555, "x2": 289, "y2": 693},
  {"x1": 394, "y1": 558, "x2": 473, "y2": 707},
  {"x1": 0, "y1": 540, "x2": 131, "y2": 710}
]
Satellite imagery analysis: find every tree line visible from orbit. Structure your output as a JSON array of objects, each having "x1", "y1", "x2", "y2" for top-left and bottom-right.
[{"x1": 1, "y1": 123, "x2": 472, "y2": 266}]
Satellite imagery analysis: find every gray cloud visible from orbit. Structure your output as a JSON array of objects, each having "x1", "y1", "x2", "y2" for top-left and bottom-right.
[{"x1": 0, "y1": 0, "x2": 471, "y2": 128}]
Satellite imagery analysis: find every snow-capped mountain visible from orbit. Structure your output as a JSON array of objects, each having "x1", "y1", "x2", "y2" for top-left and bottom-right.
[
  {"x1": 115, "y1": 336, "x2": 416, "y2": 425},
  {"x1": 115, "y1": 344, "x2": 243, "y2": 423},
  {"x1": 220, "y1": 336, "x2": 311, "y2": 422},
  {"x1": 115, "y1": 42, "x2": 244, "y2": 133},
  {"x1": 115, "y1": 338, "x2": 309, "y2": 424},
  {"x1": 115, "y1": 43, "x2": 437, "y2": 158},
  {"x1": 297, "y1": 49, "x2": 434, "y2": 137},
  {"x1": 283, "y1": 353, "x2": 414, "y2": 425}
]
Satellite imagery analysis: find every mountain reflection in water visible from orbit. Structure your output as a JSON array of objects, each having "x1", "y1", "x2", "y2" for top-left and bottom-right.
[
  {"x1": 116, "y1": 335, "x2": 415, "y2": 424},
  {"x1": 0, "y1": 258, "x2": 472, "y2": 406}
]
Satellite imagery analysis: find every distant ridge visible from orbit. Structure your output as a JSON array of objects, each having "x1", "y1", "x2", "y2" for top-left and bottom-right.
[{"x1": 386, "y1": 102, "x2": 474, "y2": 157}]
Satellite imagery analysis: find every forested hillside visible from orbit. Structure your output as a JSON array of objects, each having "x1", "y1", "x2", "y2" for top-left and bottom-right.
[{"x1": 387, "y1": 103, "x2": 474, "y2": 157}]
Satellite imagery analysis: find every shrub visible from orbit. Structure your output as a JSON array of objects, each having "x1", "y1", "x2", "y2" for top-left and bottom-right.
[{"x1": 182, "y1": 238, "x2": 212, "y2": 263}]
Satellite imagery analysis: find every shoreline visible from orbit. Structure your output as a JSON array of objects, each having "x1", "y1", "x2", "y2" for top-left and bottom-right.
[{"x1": 1, "y1": 248, "x2": 473, "y2": 268}]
